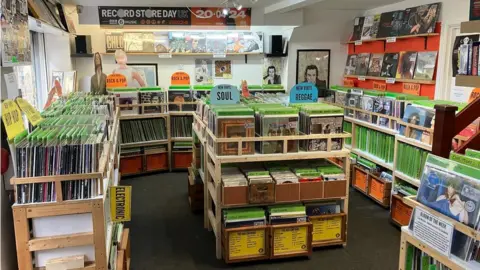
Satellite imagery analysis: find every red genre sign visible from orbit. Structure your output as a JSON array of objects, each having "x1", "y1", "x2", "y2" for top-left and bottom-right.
[
  {"x1": 373, "y1": 81, "x2": 387, "y2": 91},
  {"x1": 402, "y1": 83, "x2": 421, "y2": 96},
  {"x1": 171, "y1": 71, "x2": 191, "y2": 85}
]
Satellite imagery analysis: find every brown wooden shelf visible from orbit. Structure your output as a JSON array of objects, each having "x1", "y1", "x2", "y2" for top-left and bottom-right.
[
  {"x1": 345, "y1": 33, "x2": 440, "y2": 44},
  {"x1": 460, "y1": 20, "x2": 480, "y2": 34},
  {"x1": 344, "y1": 75, "x2": 435, "y2": 85},
  {"x1": 455, "y1": 75, "x2": 480, "y2": 88}
]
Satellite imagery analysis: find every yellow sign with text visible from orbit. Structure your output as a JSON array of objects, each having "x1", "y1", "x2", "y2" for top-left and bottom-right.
[
  {"x1": 228, "y1": 229, "x2": 266, "y2": 259},
  {"x1": 273, "y1": 226, "x2": 308, "y2": 255},
  {"x1": 312, "y1": 216, "x2": 343, "y2": 242},
  {"x1": 110, "y1": 186, "x2": 131, "y2": 222},
  {"x1": 1, "y1": 100, "x2": 25, "y2": 140},
  {"x1": 16, "y1": 98, "x2": 44, "y2": 126}
]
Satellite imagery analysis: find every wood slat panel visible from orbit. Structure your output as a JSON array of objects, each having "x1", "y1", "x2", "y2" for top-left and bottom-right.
[{"x1": 28, "y1": 232, "x2": 94, "y2": 251}]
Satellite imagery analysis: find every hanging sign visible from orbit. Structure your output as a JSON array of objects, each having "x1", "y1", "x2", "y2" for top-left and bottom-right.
[
  {"x1": 15, "y1": 98, "x2": 44, "y2": 126},
  {"x1": 98, "y1": 7, "x2": 191, "y2": 26},
  {"x1": 1, "y1": 100, "x2": 25, "y2": 140},
  {"x1": 403, "y1": 83, "x2": 421, "y2": 96},
  {"x1": 343, "y1": 79, "x2": 355, "y2": 87},
  {"x1": 170, "y1": 71, "x2": 191, "y2": 85},
  {"x1": 110, "y1": 186, "x2": 132, "y2": 222},
  {"x1": 373, "y1": 81, "x2": 387, "y2": 91},
  {"x1": 106, "y1": 74, "x2": 127, "y2": 88},
  {"x1": 289, "y1": 82, "x2": 318, "y2": 103},
  {"x1": 210, "y1": 84, "x2": 240, "y2": 105},
  {"x1": 411, "y1": 207, "x2": 453, "y2": 257},
  {"x1": 311, "y1": 216, "x2": 343, "y2": 242},
  {"x1": 228, "y1": 228, "x2": 266, "y2": 259},
  {"x1": 273, "y1": 226, "x2": 309, "y2": 255}
]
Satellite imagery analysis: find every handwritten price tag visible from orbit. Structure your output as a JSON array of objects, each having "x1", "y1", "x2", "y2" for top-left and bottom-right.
[
  {"x1": 386, "y1": 78, "x2": 396, "y2": 84},
  {"x1": 354, "y1": 40, "x2": 363, "y2": 46},
  {"x1": 386, "y1": 37, "x2": 397, "y2": 43},
  {"x1": 373, "y1": 81, "x2": 387, "y2": 91},
  {"x1": 358, "y1": 76, "x2": 366, "y2": 81}
]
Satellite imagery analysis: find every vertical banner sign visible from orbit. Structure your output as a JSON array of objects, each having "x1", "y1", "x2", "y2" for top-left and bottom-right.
[
  {"x1": 106, "y1": 74, "x2": 127, "y2": 88},
  {"x1": 403, "y1": 83, "x2": 421, "y2": 96},
  {"x1": 373, "y1": 81, "x2": 387, "y2": 91},
  {"x1": 273, "y1": 226, "x2": 309, "y2": 255},
  {"x1": 343, "y1": 79, "x2": 355, "y2": 87},
  {"x1": 289, "y1": 82, "x2": 318, "y2": 103},
  {"x1": 312, "y1": 217, "x2": 343, "y2": 242},
  {"x1": 110, "y1": 186, "x2": 132, "y2": 222},
  {"x1": 171, "y1": 71, "x2": 190, "y2": 85},
  {"x1": 1, "y1": 100, "x2": 25, "y2": 140},
  {"x1": 210, "y1": 84, "x2": 240, "y2": 105},
  {"x1": 228, "y1": 229, "x2": 266, "y2": 259},
  {"x1": 15, "y1": 98, "x2": 44, "y2": 126},
  {"x1": 411, "y1": 207, "x2": 453, "y2": 257}
]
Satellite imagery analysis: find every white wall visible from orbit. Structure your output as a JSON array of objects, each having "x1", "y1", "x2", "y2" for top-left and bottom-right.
[
  {"x1": 365, "y1": 0, "x2": 470, "y2": 100},
  {"x1": 44, "y1": 33, "x2": 73, "y2": 87}
]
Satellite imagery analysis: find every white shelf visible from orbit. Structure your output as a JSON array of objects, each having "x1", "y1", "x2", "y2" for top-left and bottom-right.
[
  {"x1": 345, "y1": 116, "x2": 398, "y2": 136},
  {"x1": 394, "y1": 171, "x2": 420, "y2": 187},
  {"x1": 351, "y1": 149, "x2": 394, "y2": 170}
]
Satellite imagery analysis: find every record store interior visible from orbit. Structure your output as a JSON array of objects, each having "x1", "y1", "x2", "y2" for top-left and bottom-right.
[{"x1": 2, "y1": 0, "x2": 480, "y2": 269}]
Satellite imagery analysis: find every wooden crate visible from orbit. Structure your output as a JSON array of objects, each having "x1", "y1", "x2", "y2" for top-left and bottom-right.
[
  {"x1": 310, "y1": 213, "x2": 346, "y2": 247},
  {"x1": 368, "y1": 175, "x2": 392, "y2": 207},
  {"x1": 146, "y1": 153, "x2": 168, "y2": 171},
  {"x1": 12, "y1": 199, "x2": 107, "y2": 270},
  {"x1": 270, "y1": 222, "x2": 313, "y2": 259},
  {"x1": 116, "y1": 228, "x2": 131, "y2": 270},
  {"x1": 120, "y1": 156, "x2": 143, "y2": 175},
  {"x1": 324, "y1": 180, "x2": 347, "y2": 198},
  {"x1": 222, "y1": 225, "x2": 269, "y2": 263},
  {"x1": 222, "y1": 184, "x2": 249, "y2": 206},
  {"x1": 173, "y1": 152, "x2": 193, "y2": 169},
  {"x1": 249, "y1": 182, "x2": 275, "y2": 204},
  {"x1": 391, "y1": 194, "x2": 413, "y2": 226},
  {"x1": 299, "y1": 181, "x2": 323, "y2": 200},
  {"x1": 275, "y1": 183, "x2": 300, "y2": 203},
  {"x1": 352, "y1": 166, "x2": 369, "y2": 193}
]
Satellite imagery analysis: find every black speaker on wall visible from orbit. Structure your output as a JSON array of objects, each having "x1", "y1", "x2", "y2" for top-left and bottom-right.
[
  {"x1": 271, "y1": 35, "x2": 283, "y2": 54},
  {"x1": 74, "y1": 35, "x2": 92, "y2": 54}
]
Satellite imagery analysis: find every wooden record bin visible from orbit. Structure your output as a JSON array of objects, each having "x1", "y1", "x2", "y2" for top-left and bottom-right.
[
  {"x1": 270, "y1": 222, "x2": 313, "y2": 259},
  {"x1": 222, "y1": 225, "x2": 270, "y2": 263},
  {"x1": 310, "y1": 213, "x2": 347, "y2": 247},
  {"x1": 352, "y1": 165, "x2": 369, "y2": 193},
  {"x1": 368, "y1": 174, "x2": 392, "y2": 208},
  {"x1": 390, "y1": 194, "x2": 413, "y2": 226}
]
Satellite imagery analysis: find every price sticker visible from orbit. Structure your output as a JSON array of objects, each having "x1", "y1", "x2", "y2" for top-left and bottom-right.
[
  {"x1": 211, "y1": 84, "x2": 240, "y2": 105},
  {"x1": 386, "y1": 78, "x2": 396, "y2": 84},
  {"x1": 358, "y1": 76, "x2": 366, "y2": 81},
  {"x1": 289, "y1": 82, "x2": 318, "y2": 103},
  {"x1": 16, "y1": 98, "x2": 44, "y2": 126},
  {"x1": 1, "y1": 100, "x2": 25, "y2": 140},
  {"x1": 354, "y1": 40, "x2": 363, "y2": 46},
  {"x1": 213, "y1": 53, "x2": 227, "y2": 58},
  {"x1": 158, "y1": 53, "x2": 172, "y2": 58},
  {"x1": 386, "y1": 37, "x2": 397, "y2": 43}
]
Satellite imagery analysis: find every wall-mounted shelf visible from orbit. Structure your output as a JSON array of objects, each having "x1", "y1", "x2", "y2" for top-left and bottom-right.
[
  {"x1": 455, "y1": 75, "x2": 480, "y2": 88},
  {"x1": 71, "y1": 53, "x2": 94, "y2": 57},
  {"x1": 460, "y1": 20, "x2": 480, "y2": 34},
  {"x1": 344, "y1": 75, "x2": 436, "y2": 85},
  {"x1": 345, "y1": 33, "x2": 440, "y2": 44}
]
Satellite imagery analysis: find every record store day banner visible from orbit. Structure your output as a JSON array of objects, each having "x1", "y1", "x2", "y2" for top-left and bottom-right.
[{"x1": 98, "y1": 6, "x2": 252, "y2": 29}]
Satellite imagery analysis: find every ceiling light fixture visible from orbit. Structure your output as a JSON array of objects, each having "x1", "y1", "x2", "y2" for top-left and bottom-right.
[
  {"x1": 222, "y1": 7, "x2": 229, "y2": 15},
  {"x1": 233, "y1": 0, "x2": 243, "y2": 10}
]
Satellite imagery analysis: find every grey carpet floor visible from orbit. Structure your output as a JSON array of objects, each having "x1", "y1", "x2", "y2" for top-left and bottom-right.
[{"x1": 122, "y1": 172, "x2": 400, "y2": 270}]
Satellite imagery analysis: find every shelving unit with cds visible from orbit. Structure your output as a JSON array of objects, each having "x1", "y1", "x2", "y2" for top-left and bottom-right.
[
  {"x1": 201, "y1": 102, "x2": 352, "y2": 262},
  {"x1": 8, "y1": 96, "x2": 121, "y2": 270}
]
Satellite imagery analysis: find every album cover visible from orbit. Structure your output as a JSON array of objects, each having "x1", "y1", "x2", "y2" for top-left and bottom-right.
[
  {"x1": 373, "y1": 98, "x2": 393, "y2": 115},
  {"x1": 206, "y1": 32, "x2": 227, "y2": 54},
  {"x1": 185, "y1": 32, "x2": 207, "y2": 53},
  {"x1": 414, "y1": 51, "x2": 438, "y2": 80},
  {"x1": 401, "y1": 3, "x2": 441, "y2": 36},
  {"x1": 261, "y1": 117, "x2": 299, "y2": 154},
  {"x1": 115, "y1": 92, "x2": 139, "y2": 115},
  {"x1": 399, "y1": 105, "x2": 434, "y2": 140},
  {"x1": 352, "y1": 17, "x2": 365, "y2": 41},
  {"x1": 217, "y1": 118, "x2": 255, "y2": 155},
  {"x1": 355, "y1": 53, "x2": 371, "y2": 76},
  {"x1": 452, "y1": 35, "x2": 479, "y2": 76},
  {"x1": 396, "y1": 51, "x2": 418, "y2": 79},
  {"x1": 124, "y1": 32, "x2": 155, "y2": 52},
  {"x1": 380, "y1": 53, "x2": 399, "y2": 78},
  {"x1": 377, "y1": 10, "x2": 405, "y2": 38},
  {"x1": 367, "y1": 53, "x2": 384, "y2": 77},
  {"x1": 214, "y1": 60, "x2": 232, "y2": 79},
  {"x1": 361, "y1": 96, "x2": 375, "y2": 112},
  {"x1": 154, "y1": 32, "x2": 170, "y2": 53},
  {"x1": 361, "y1": 15, "x2": 378, "y2": 40},
  {"x1": 140, "y1": 91, "x2": 166, "y2": 114},
  {"x1": 344, "y1": 54, "x2": 358, "y2": 75},
  {"x1": 310, "y1": 116, "x2": 344, "y2": 134},
  {"x1": 169, "y1": 32, "x2": 187, "y2": 53},
  {"x1": 168, "y1": 90, "x2": 193, "y2": 111},
  {"x1": 471, "y1": 0, "x2": 480, "y2": 21},
  {"x1": 241, "y1": 32, "x2": 264, "y2": 53}
]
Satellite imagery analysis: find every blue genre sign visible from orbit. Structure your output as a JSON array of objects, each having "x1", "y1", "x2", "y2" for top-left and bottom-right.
[
  {"x1": 289, "y1": 82, "x2": 318, "y2": 103},
  {"x1": 211, "y1": 84, "x2": 240, "y2": 105}
]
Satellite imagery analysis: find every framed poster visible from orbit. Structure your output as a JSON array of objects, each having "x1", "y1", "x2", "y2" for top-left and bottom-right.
[
  {"x1": 127, "y1": 63, "x2": 158, "y2": 86},
  {"x1": 296, "y1": 49, "x2": 330, "y2": 97},
  {"x1": 1, "y1": 0, "x2": 31, "y2": 66}
]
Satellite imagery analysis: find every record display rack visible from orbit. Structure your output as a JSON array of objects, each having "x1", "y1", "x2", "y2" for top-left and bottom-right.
[
  {"x1": 346, "y1": 33, "x2": 440, "y2": 44},
  {"x1": 10, "y1": 109, "x2": 121, "y2": 270},
  {"x1": 398, "y1": 196, "x2": 480, "y2": 270},
  {"x1": 118, "y1": 102, "x2": 196, "y2": 175},
  {"x1": 201, "y1": 117, "x2": 352, "y2": 261},
  {"x1": 344, "y1": 75, "x2": 436, "y2": 85}
]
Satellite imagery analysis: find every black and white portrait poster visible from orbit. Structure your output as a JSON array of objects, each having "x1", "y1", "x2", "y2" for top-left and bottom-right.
[
  {"x1": 263, "y1": 58, "x2": 283, "y2": 85},
  {"x1": 195, "y1": 59, "x2": 213, "y2": 85},
  {"x1": 296, "y1": 50, "x2": 330, "y2": 98}
]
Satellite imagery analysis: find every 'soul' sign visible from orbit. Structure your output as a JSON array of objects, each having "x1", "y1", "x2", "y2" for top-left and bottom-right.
[
  {"x1": 289, "y1": 82, "x2": 318, "y2": 103},
  {"x1": 211, "y1": 84, "x2": 240, "y2": 105}
]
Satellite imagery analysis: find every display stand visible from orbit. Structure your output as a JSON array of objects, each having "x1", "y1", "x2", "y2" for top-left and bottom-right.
[
  {"x1": 11, "y1": 108, "x2": 121, "y2": 270},
  {"x1": 200, "y1": 111, "x2": 352, "y2": 260}
]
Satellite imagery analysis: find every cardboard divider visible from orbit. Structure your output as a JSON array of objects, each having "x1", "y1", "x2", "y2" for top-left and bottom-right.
[
  {"x1": 275, "y1": 183, "x2": 300, "y2": 203},
  {"x1": 324, "y1": 180, "x2": 347, "y2": 198},
  {"x1": 222, "y1": 185, "x2": 249, "y2": 206},
  {"x1": 300, "y1": 182, "x2": 324, "y2": 200}
]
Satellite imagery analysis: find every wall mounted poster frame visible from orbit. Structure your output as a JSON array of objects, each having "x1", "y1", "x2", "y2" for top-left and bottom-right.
[
  {"x1": 296, "y1": 49, "x2": 330, "y2": 97},
  {"x1": 127, "y1": 63, "x2": 158, "y2": 86},
  {"x1": 1, "y1": 0, "x2": 31, "y2": 66}
]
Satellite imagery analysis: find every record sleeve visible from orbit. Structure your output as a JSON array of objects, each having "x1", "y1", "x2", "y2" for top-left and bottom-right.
[
  {"x1": 352, "y1": 17, "x2": 365, "y2": 41},
  {"x1": 471, "y1": 0, "x2": 480, "y2": 21},
  {"x1": 401, "y1": 3, "x2": 441, "y2": 36},
  {"x1": 154, "y1": 32, "x2": 170, "y2": 53},
  {"x1": 242, "y1": 32, "x2": 264, "y2": 53},
  {"x1": 169, "y1": 32, "x2": 187, "y2": 53},
  {"x1": 185, "y1": 32, "x2": 207, "y2": 53},
  {"x1": 367, "y1": 53, "x2": 384, "y2": 77},
  {"x1": 124, "y1": 32, "x2": 155, "y2": 53},
  {"x1": 355, "y1": 53, "x2": 371, "y2": 76},
  {"x1": 396, "y1": 51, "x2": 418, "y2": 79},
  {"x1": 377, "y1": 10, "x2": 405, "y2": 38},
  {"x1": 361, "y1": 15, "x2": 379, "y2": 40},
  {"x1": 380, "y1": 53, "x2": 399, "y2": 78},
  {"x1": 344, "y1": 54, "x2": 357, "y2": 75},
  {"x1": 414, "y1": 51, "x2": 438, "y2": 80},
  {"x1": 206, "y1": 32, "x2": 227, "y2": 54},
  {"x1": 452, "y1": 35, "x2": 480, "y2": 76}
]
